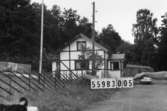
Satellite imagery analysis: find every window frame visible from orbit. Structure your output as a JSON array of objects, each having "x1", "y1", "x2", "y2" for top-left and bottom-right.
[
  {"x1": 76, "y1": 41, "x2": 86, "y2": 51},
  {"x1": 109, "y1": 61, "x2": 120, "y2": 71}
]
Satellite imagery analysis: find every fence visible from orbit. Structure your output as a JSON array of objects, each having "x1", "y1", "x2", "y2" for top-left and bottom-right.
[{"x1": 0, "y1": 71, "x2": 66, "y2": 102}]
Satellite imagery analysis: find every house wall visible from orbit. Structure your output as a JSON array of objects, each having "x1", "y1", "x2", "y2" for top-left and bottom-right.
[
  {"x1": 58, "y1": 37, "x2": 109, "y2": 79},
  {"x1": 108, "y1": 71, "x2": 121, "y2": 78},
  {"x1": 107, "y1": 60, "x2": 124, "y2": 78}
]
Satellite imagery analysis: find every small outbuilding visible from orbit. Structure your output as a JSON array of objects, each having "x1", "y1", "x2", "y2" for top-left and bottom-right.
[{"x1": 108, "y1": 53, "x2": 125, "y2": 78}]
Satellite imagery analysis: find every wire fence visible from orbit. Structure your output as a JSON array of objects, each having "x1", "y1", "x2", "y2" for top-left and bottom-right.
[
  {"x1": 0, "y1": 66, "x2": 85, "y2": 102},
  {"x1": 0, "y1": 71, "x2": 67, "y2": 101}
]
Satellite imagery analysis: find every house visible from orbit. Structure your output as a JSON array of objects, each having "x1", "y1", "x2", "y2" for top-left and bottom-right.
[{"x1": 52, "y1": 33, "x2": 125, "y2": 79}]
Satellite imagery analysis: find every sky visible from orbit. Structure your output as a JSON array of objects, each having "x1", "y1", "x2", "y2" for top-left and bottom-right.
[{"x1": 31, "y1": 0, "x2": 167, "y2": 43}]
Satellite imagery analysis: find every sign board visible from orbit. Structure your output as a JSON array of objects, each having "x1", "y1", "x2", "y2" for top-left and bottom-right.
[
  {"x1": 91, "y1": 78, "x2": 134, "y2": 89},
  {"x1": 27, "y1": 106, "x2": 39, "y2": 111}
]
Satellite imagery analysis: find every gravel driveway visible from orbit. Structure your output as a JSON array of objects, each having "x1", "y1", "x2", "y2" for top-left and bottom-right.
[{"x1": 83, "y1": 80, "x2": 167, "y2": 111}]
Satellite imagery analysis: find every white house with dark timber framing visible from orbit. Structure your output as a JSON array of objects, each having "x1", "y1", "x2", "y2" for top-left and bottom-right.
[{"x1": 52, "y1": 33, "x2": 125, "y2": 79}]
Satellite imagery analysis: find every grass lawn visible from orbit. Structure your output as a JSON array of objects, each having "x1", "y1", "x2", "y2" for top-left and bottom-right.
[{"x1": 26, "y1": 79, "x2": 118, "y2": 111}]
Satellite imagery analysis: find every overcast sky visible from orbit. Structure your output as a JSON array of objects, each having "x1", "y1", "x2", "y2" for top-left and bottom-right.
[{"x1": 31, "y1": 0, "x2": 167, "y2": 43}]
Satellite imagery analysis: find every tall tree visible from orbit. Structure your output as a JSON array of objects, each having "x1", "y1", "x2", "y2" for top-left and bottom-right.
[
  {"x1": 133, "y1": 9, "x2": 158, "y2": 43},
  {"x1": 61, "y1": 8, "x2": 80, "y2": 42},
  {"x1": 156, "y1": 13, "x2": 167, "y2": 70},
  {"x1": 132, "y1": 9, "x2": 158, "y2": 66},
  {"x1": 0, "y1": 0, "x2": 39, "y2": 60}
]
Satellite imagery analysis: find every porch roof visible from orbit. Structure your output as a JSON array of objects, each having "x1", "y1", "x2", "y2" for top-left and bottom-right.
[{"x1": 110, "y1": 53, "x2": 125, "y2": 60}]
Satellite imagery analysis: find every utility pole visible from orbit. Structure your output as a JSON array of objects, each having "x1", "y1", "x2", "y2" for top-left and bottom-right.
[
  {"x1": 39, "y1": 0, "x2": 44, "y2": 74},
  {"x1": 92, "y1": 1, "x2": 96, "y2": 75}
]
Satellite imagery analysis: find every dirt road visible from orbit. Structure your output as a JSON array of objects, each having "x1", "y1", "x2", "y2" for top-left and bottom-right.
[{"x1": 83, "y1": 80, "x2": 167, "y2": 111}]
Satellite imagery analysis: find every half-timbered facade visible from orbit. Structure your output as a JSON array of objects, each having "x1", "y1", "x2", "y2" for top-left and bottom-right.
[{"x1": 52, "y1": 33, "x2": 125, "y2": 79}]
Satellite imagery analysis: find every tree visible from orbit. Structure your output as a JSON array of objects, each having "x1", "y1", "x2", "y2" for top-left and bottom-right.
[
  {"x1": 0, "y1": 0, "x2": 93, "y2": 71},
  {"x1": 0, "y1": 0, "x2": 39, "y2": 60},
  {"x1": 132, "y1": 9, "x2": 158, "y2": 66},
  {"x1": 98, "y1": 24, "x2": 122, "y2": 54},
  {"x1": 133, "y1": 9, "x2": 158, "y2": 43},
  {"x1": 61, "y1": 8, "x2": 80, "y2": 42},
  {"x1": 116, "y1": 41, "x2": 135, "y2": 64},
  {"x1": 156, "y1": 13, "x2": 167, "y2": 70},
  {"x1": 77, "y1": 17, "x2": 92, "y2": 37}
]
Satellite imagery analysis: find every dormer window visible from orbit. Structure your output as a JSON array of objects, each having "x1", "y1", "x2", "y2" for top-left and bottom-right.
[{"x1": 77, "y1": 41, "x2": 86, "y2": 51}]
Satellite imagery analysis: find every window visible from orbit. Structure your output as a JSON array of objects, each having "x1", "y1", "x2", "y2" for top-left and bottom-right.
[
  {"x1": 75, "y1": 60, "x2": 89, "y2": 70},
  {"x1": 113, "y1": 62, "x2": 119, "y2": 70},
  {"x1": 77, "y1": 41, "x2": 86, "y2": 51},
  {"x1": 110, "y1": 61, "x2": 119, "y2": 70}
]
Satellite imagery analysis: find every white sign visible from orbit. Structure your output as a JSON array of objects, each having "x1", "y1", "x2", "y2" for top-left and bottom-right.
[
  {"x1": 91, "y1": 78, "x2": 134, "y2": 89},
  {"x1": 27, "y1": 106, "x2": 39, "y2": 111}
]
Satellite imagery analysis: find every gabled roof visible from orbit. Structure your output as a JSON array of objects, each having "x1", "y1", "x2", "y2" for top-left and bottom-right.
[{"x1": 63, "y1": 33, "x2": 108, "y2": 52}]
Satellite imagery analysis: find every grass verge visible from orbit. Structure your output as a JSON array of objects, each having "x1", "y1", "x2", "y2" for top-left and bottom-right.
[{"x1": 26, "y1": 79, "x2": 118, "y2": 111}]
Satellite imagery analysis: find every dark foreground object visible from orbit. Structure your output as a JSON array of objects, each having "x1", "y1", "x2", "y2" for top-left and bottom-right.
[{"x1": 0, "y1": 97, "x2": 28, "y2": 111}]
